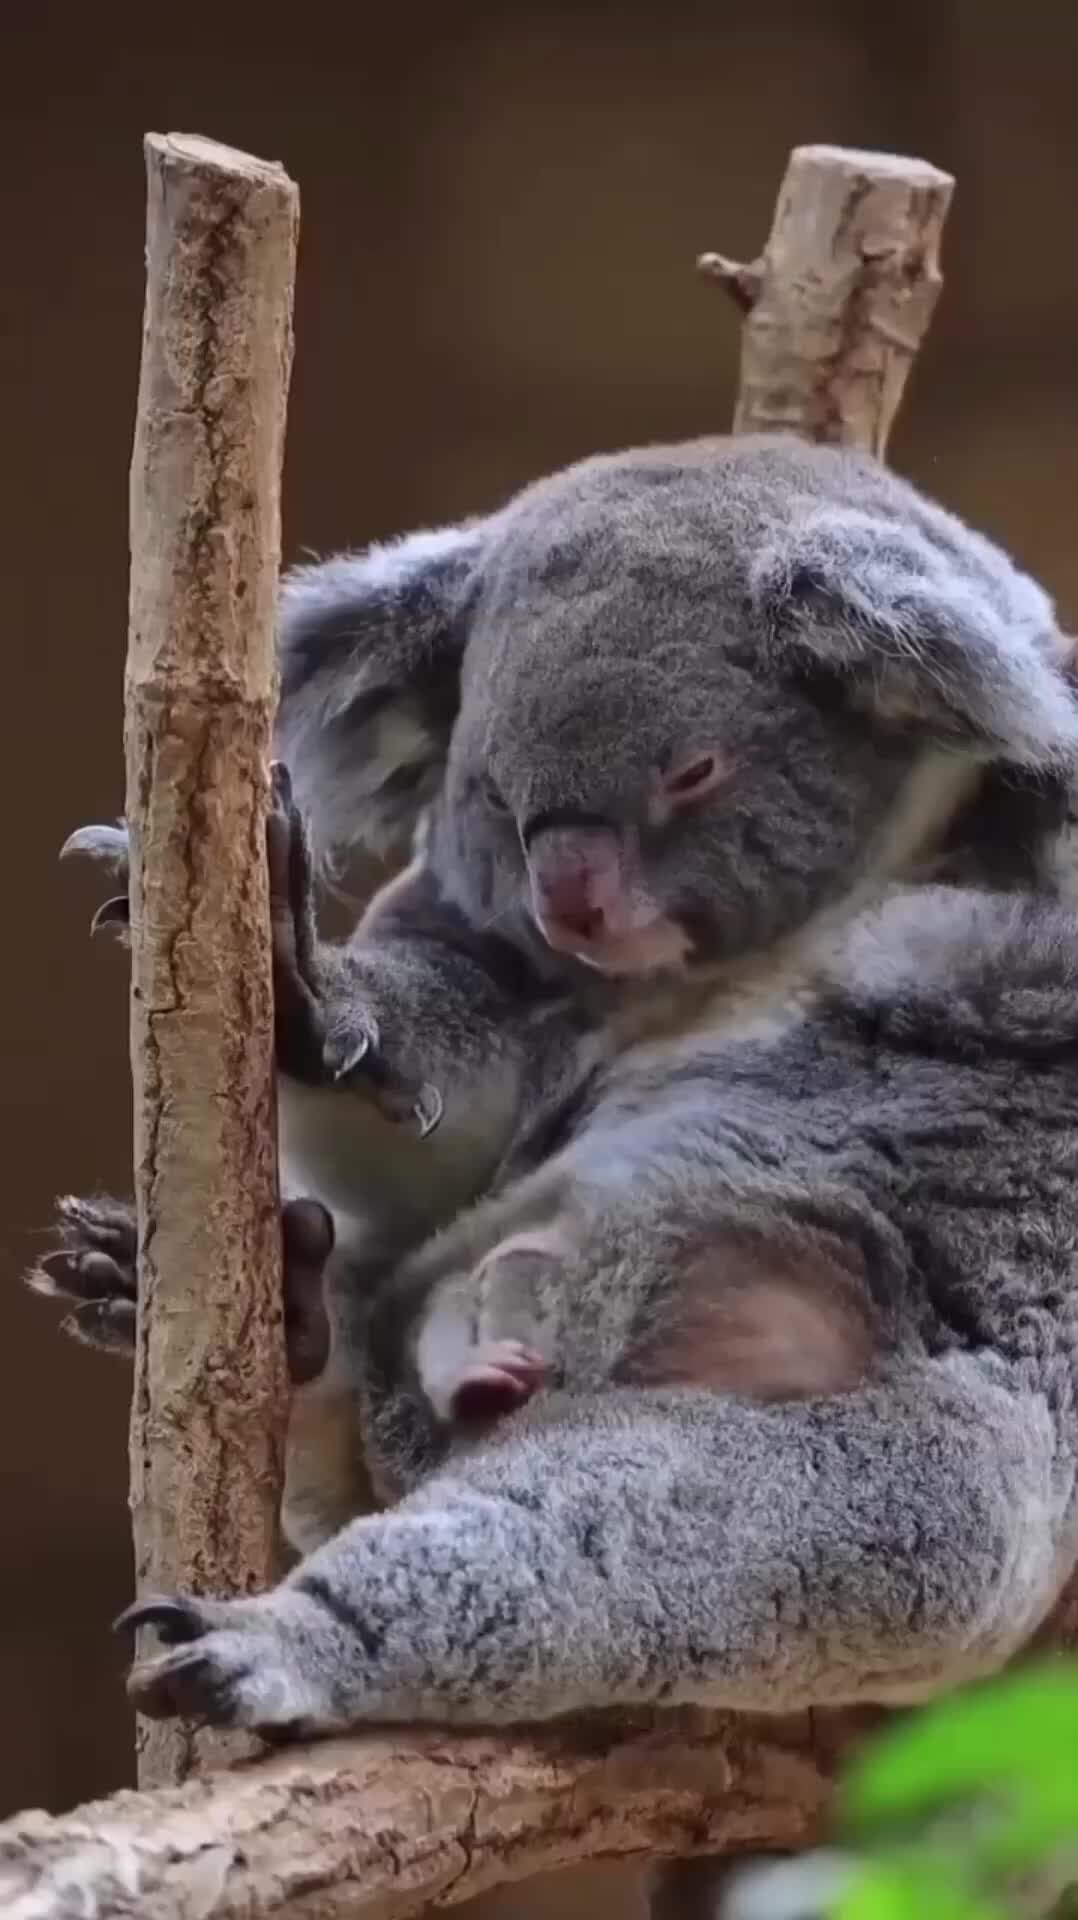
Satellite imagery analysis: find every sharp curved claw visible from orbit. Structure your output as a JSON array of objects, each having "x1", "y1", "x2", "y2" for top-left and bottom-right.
[
  {"x1": 60, "y1": 823, "x2": 129, "y2": 868},
  {"x1": 60, "y1": 1299, "x2": 137, "y2": 1356},
  {"x1": 270, "y1": 760, "x2": 294, "y2": 807},
  {"x1": 328, "y1": 1031, "x2": 371, "y2": 1081},
  {"x1": 37, "y1": 1246, "x2": 127, "y2": 1296},
  {"x1": 90, "y1": 895, "x2": 131, "y2": 935},
  {"x1": 114, "y1": 1596, "x2": 206, "y2": 1644},
  {"x1": 414, "y1": 1082, "x2": 444, "y2": 1139}
]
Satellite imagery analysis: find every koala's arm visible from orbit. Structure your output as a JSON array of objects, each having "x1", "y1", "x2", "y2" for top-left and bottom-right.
[
  {"x1": 43, "y1": 778, "x2": 575, "y2": 1545},
  {"x1": 278, "y1": 839, "x2": 573, "y2": 1247},
  {"x1": 123, "y1": 1355, "x2": 1066, "y2": 1732}
]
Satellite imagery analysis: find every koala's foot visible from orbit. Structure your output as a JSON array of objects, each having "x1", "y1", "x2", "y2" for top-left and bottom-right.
[
  {"x1": 25, "y1": 1194, "x2": 138, "y2": 1355},
  {"x1": 269, "y1": 764, "x2": 442, "y2": 1137},
  {"x1": 118, "y1": 1590, "x2": 344, "y2": 1737},
  {"x1": 447, "y1": 1339, "x2": 549, "y2": 1425}
]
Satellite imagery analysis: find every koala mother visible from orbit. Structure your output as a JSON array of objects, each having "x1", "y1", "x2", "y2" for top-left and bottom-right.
[{"x1": 38, "y1": 438, "x2": 1078, "y2": 1757}]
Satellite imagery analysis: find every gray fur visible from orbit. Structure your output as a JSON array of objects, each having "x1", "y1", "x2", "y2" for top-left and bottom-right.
[
  {"x1": 123, "y1": 885, "x2": 1078, "y2": 1738},
  {"x1": 36, "y1": 434, "x2": 1078, "y2": 1755},
  {"x1": 277, "y1": 437, "x2": 1078, "y2": 943}
]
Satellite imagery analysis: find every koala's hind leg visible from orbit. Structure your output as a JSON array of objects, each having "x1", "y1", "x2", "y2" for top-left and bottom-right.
[{"x1": 118, "y1": 1357, "x2": 1068, "y2": 1737}]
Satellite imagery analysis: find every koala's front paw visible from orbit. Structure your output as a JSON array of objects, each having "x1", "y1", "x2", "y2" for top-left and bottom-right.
[
  {"x1": 270, "y1": 763, "x2": 442, "y2": 1137},
  {"x1": 117, "y1": 1592, "x2": 342, "y2": 1737},
  {"x1": 25, "y1": 1194, "x2": 138, "y2": 1355}
]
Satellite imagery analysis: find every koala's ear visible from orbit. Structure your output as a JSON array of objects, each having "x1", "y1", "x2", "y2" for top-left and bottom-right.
[
  {"x1": 276, "y1": 519, "x2": 491, "y2": 865},
  {"x1": 750, "y1": 508, "x2": 1078, "y2": 773}
]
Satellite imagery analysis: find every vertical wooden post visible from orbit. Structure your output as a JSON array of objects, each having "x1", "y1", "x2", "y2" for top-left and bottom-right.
[
  {"x1": 700, "y1": 142, "x2": 954, "y2": 456},
  {"x1": 126, "y1": 133, "x2": 299, "y2": 1786}
]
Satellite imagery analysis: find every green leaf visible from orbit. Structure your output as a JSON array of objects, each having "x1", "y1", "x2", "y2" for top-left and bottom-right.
[
  {"x1": 838, "y1": 1859, "x2": 1002, "y2": 1920},
  {"x1": 841, "y1": 1665, "x2": 1078, "y2": 1837}
]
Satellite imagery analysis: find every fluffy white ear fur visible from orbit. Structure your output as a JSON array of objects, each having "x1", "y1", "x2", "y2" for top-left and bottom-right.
[
  {"x1": 275, "y1": 520, "x2": 488, "y2": 863},
  {"x1": 751, "y1": 506, "x2": 1078, "y2": 771}
]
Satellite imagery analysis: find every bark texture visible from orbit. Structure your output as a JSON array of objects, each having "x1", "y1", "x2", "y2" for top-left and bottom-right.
[
  {"x1": 0, "y1": 1707, "x2": 877, "y2": 1920},
  {"x1": 125, "y1": 132, "x2": 299, "y2": 1787},
  {"x1": 699, "y1": 143, "x2": 954, "y2": 455}
]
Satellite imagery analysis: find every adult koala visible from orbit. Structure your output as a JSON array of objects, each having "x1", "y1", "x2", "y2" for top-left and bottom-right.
[{"x1": 35, "y1": 434, "x2": 1078, "y2": 1915}]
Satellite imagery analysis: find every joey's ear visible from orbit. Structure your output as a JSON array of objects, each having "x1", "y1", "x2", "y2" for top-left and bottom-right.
[
  {"x1": 750, "y1": 508, "x2": 1078, "y2": 772},
  {"x1": 276, "y1": 519, "x2": 492, "y2": 865}
]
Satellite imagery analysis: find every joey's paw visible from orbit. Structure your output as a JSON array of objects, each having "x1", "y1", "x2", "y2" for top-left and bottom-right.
[
  {"x1": 59, "y1": 822, "x2": 131, "y2": 938},
  {"x1": 324, "y1": 1008, "x2": 444, "y2": 1138},
  {"x1": 117, "y1": 1593, "x2": 339, "y2": 1736},
  {"x1": 447, "y1": 1340, "x2": 549, "y2": 1426},
  {"x1": 25, "y1": 1195, "x2": 138, "y2": 1357},
  {"x1": 268, "y1": 765, "x2": 441, "y2": 1135}
]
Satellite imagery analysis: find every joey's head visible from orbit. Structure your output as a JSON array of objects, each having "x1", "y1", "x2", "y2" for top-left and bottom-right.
[{"x1": 279, "y1": 435, "x2": 1078, "y2": 981}]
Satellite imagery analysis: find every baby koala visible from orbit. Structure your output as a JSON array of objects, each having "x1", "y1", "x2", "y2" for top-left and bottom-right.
[
  {"x1": 413, "y1": 1228, "x2": 568, "y2": 1425},
  {"x1": 411, "y1": 1212, "x2": 877, "y2": 1432}
]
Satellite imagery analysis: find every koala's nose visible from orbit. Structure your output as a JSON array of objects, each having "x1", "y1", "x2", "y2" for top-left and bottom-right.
[
  {"x1": 541, "y1": 891, "x2": 607, "y2": 944},
  {"x1": 526, "y1": 826, "x2": 623, "y2": 951}
]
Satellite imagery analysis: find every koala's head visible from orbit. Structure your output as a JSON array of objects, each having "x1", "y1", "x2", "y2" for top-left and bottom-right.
[{"x1": 278, "y1": 435, "x2": 1078, "y2": 982}]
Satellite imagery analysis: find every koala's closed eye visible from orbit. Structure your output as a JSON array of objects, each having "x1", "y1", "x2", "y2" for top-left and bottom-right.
[
  {"x1": 480, "y1": 777, "x2": 512, "y2": 817},
  {"x1": 651, "y1": 749, "x2": 729, "y2": 825}
]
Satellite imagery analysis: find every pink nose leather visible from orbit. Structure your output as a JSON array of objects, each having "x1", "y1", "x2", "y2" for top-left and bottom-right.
[{"x1": 528, "y1": 828, "x2": 624, "y2": 946}]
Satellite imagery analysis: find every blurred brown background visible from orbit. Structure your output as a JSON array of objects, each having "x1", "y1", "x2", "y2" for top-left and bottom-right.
[{"x1": 3, "y1": 0, "x2": 1077, "y2": 1904}]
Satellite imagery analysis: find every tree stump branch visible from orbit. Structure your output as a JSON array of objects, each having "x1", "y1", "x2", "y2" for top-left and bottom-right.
[
  {"x1": 700, "y1": 143, "x2": 954, "y2": 454},
  {"x1": 0, "y1": 141, "x2": 977, "y2": 1915}
]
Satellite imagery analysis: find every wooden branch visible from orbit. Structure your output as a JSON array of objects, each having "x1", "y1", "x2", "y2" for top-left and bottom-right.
[
  {"x1": 0, "y1": 1707, "x2": 878, "y2": 1920},
  {"x1": 699, "y1": 143, "x2": 954, "y2": 455},
  {"x1": 126, "y1": 132, "x2": 299, "y2": 1787}
]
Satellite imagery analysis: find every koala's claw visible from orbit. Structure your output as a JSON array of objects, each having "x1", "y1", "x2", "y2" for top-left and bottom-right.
[
  {"x1": 60, "y1": 822, "x2": 130, "y2": 873},
  {"x1": 35, "y1": 1245, "x2": 127, "y2": 1301},
  {"x1": 90, "y1": 895, "x2": 131, "y2": 935},
  {"x1": 267, "y1": 767, "x2": 444, "y2": 1136},
  {"x1": 126, "y1": 1641, "x2": 257, "y2": 1727},
  {"x1": 60, "y1": 821, "x2": 132, "y2": 939},
  {"x1": 62, "y1": 1297, "x2": 138, "y2": 1355},
  {"x1": 116, "y1": 1595, "x2": 208, "y2": 1644},
  {"x1": 327, "y1": 1013, "x2": 443, "y2": 1137},
  {"x1": 118, "y1": 1593, "x2": 338, "y2": 1735},
  {"x1": 26, "y1": 1195, "x2": 138, "y2": 1358}
]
